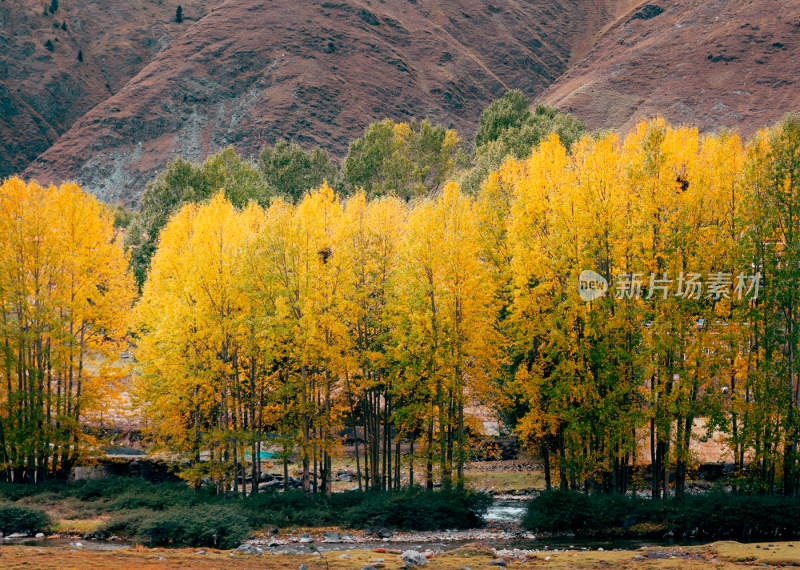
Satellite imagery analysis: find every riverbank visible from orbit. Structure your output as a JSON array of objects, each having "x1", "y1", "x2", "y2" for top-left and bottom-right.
[{"x1": 0, "y1": 540, "x2": 798, "y2": 568}]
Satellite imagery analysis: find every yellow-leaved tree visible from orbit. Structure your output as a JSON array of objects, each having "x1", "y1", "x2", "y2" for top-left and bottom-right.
[
  {"x1": 392, "y1": 182, "x2": 500, "y2": 489},
  {"x1": 0, "y1": 177, "x2": 135, "y2": 482}
]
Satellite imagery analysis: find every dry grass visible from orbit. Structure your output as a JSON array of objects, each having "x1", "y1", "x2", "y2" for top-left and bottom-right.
[
  {"x1": 709, "y1": 540, "x2": 800, "y2": 566},
  {"x1": 3, "y1": 542, "x2": 800, "y2": 569},
  {"x1": 51, "y1": 516, "x2": 109, "y2": 535},
  {"x1": 0, "y1": 547, "x2": 404, "y2": 569},
  {"x1": 463, "y1": 469, "x2": 544, "y2": 492}
]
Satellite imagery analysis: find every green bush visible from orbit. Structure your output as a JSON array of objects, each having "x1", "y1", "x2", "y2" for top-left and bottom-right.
[
  {"x1": 523, "y1": 490, "x2": 800, "y2": 539},
  {"x1": 523, "y1": 490, "x2": 592, "y2": 532},
  {"x1": 0, "y1": 504, "x2": 51, "y2": 535},
  {"x1": 108, "y1": 484, "x2": 214, "y2": 511},
  {"x1": 0, "y1": 482, "x2": 50, "y2": 502},
  {"x1": 136, "y1": 506, "x2": 250, "y2": 548},
  {"x1": 100, "y1": 508, "x2": 156, "y2": 537},
  {"x1": 242, "y1": 487, "x2": 491, "y2": 531},
  {"x1": 343, "y1": 488, "x2": 491, "y2": 530},
  {"x1": 0, "y1": 477, "x2": 491, "y2": 539},
  {"x1": 243, "y1": 489, "x2": 345, "y2": 527},
  {"x1": 67, "y1": 477, "x2": 146, "y2": 501}
]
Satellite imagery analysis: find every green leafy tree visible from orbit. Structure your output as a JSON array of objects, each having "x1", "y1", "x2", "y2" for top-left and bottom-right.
[
  {"x1": 342, "y1": 119, "x2": 460, "y2": 199},
  {"x1": 475, "y1": 90, "x2": 585, "y2": 155},
  {"x1": 475, "y1": 89, "x2": 531, "y2": 148},
  {"x1": 744, "y1": 114, "x2": 800, "y2": 494},
  {"x1": 460, "y1": 90, "x2": 585, "y2": 194},
  {"x1": 258, "y1": 140, "x2": 338, "y2": 203},
  {"x1": 125, "y1": 148, "x2": 270, "y2": 286}
]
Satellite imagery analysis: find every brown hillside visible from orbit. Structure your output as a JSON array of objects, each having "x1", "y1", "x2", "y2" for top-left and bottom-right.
[
  {"x1": 542, "y1": 0, "x2": 800, "y2": 136},
  {"x1": 0, "y1": 0, "x2": 213, "y2": 180},
  {"x1": 21, "y1": 0, "x2": 623, "y2": 205}
]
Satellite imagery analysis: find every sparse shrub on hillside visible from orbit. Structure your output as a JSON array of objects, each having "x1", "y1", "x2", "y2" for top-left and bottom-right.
[
  {"x1": 175, "y1": 5, "x2": 183, "y2": 23},
  {"x1": 49, "y1": 0, "x2": 58, "y2": 14},
  {"x1": 44, "y1": 39, "x2": 54, "y2": 52},
  {"x1": 77, "y1": 49, "x2": 83, "y2": 62}
]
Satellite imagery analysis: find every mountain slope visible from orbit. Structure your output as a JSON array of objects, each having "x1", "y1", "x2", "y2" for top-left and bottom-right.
[
  {"x1": 542, "y1": 0, "x2": 800, "y2": 135},
  {"x1": 21, "y1": 0, "x2": 621, "y2": 205},
  {"x1": 0, "y1": 0, "x2": 213, "y2": 180}
]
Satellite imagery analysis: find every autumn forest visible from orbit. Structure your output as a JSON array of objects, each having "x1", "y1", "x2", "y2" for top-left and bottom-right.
[{"x1": 2, "y1": 92, "x2": 800, "y2": 503}]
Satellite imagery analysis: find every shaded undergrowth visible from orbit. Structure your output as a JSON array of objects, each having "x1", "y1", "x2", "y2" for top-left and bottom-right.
[
  {"x1": 524, "y1": 489, "x2": 800, "y2": 540},
  {"x1": 0, "y1": 477, "x2": 490, "y2": 548}
]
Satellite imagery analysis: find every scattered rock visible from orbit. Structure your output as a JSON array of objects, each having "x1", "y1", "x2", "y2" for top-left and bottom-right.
[
  {"x1": 68, "y1": 541, "x2": 83, "y2": 548},
  {"x1": 234, "y1": 543, "x2": 263, "y2": 555},
  {"x1": 323, "y1": 532, "x2": 341, "y2": 542},
  {"x1": 35, "y1": 533, "x2": 45, "y2": 538},
  {"x1": 488, "y1": 559, "x2": 507, "y2": 567},
  {"x1": 401, "y1": 550, "x2": 428, "y2": 566},
  {"x1": 195, "y1": 550, "x2": 206, "y2": 555},
  {"x1": 377, "y1": 527, "x2": 393, "y2": 538},
  {"x1": 7, "y1": 533, "x2": 29, "y2": 539},
  {"x1": 339, "y1": 553, "x2": 352, "y2": 559}
]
